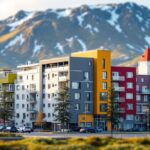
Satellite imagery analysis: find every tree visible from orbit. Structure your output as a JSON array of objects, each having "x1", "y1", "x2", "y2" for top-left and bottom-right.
[
  {"x1": 34, "y1": 111, "x2": 45, "y2": 129},
  {"x1": 107, "y1": 87, "x2": 119, "y2": 136},
  {"x1": 54, "y1": 83, "x2": 70, "y2": 132},
  {"x1": 0, "y1": 91, "x2": 13, "y2": 127}
]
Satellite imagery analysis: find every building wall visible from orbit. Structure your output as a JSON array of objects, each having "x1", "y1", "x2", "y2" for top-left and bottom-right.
[
  {"x1": 111, "y1": 66, "x2": 136, "y2": 130},
  {"x1": 138, "y1": 62, "x2": 150, "y2": 75},
  {"x1": 71, "y1": 50, "x2": 111, "y2": 130},
  {"x1": 136, "y1": 75, "x2": 150, "y2": 129},
  {"x1": 69, "y1": 57, "x2": 93, "y2": 126},
  {"x1": 15, "y1": 64, "x2": 40, "y2": 127}
]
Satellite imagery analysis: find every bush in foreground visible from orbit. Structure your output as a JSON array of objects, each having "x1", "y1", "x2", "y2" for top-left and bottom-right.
[{"x1": 0, "y1": 137, "x2": 150, "y2": 150}]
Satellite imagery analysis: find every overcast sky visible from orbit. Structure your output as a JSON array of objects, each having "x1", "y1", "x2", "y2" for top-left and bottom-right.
[{"x1": 0, "y1": 0, "x2": 150, "y2": 20}]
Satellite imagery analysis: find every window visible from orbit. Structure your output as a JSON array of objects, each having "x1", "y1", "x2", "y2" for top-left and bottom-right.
[
  {"x1": 83, "y1": 72, "x2": 89, "y2": 80},
  {"x1": 136, "y1": 95, "x2": 141, "y2": 101},
  {"x1": 22, "y1": 94, "x2": 25, "y2": 100},
  {"x1": 86, "y1": 93, "x2": 90, "y2": 101},
  {"x1": 100, "y1": 104, "x2": 107, "y2": 112},
  {"x1": 48, "y1": 94, "x2": 50, "y2": 99},
  {"x1": 43, "y1": 94, "x2": 45, "y2": 99},
  {"x1": 16, "y1": 104, "x2": 19, "y2": 109},
  {"x1": 126, "y1": 115, "x2": 134, "y2": 120},
  {"x1": 85, "y1": 103, "x2": 90, "y2": 112},
  {"x1": 127, "y1": 104, "x2": 133, "y2": 110},
  {"x1": 48, "y1": 103, "x2": 51, "y2": 107},
  {"x1": 127, "y1": 72, "x2": 133, "y2": 78},
  {"x1": 48, "y1": 74, "x2": 50, "y2": 80},
  {"x1": 136, "y1": 105, "x2": 142, "y2": 113},
  {"x1": 144, "y1": 95, "x2": 148, "y2": 102},
  {"x1": 43, "y1": 104, "x2": 45, "y2": 107},
  {"x1": 43, "y1": 84, "x2": 45, "y2": 89},
  {"x1": 22, "y1": 104, "x2": 25, "y2": 108},
  {"x1": 136, "y1": 85, "x2": 139, "y2": 92},
  {"x1": 16, "y1": 85, "x2": 20, "y2": 90},
  {"x1": 48, "y1": 84, "x2": 51, "y2": 89},
  {"x1": 127, "y1": 82, "x2": 133, "y2": 89},
  {"x1": 86, "y1": 83, "x2": 90, "y2": 88},
  {"x1": 16, "y1": 113, "x2": 19, "y2": 118},
  {"x1": 32, "y1": 75, "x2": 34, "y2": 80},
  {"x1": 102, "y1": 58, "x2": 105, "y2": 69},
  {"x1": 126, "y1": 93, "x2": 133, "y2": 99},
  {"x1": 100, "y1": 92, "x2": 108, "y2": 100},
  {"x1": 16, "y1": 94, "x2": 19, "y2": 100},
  {"x1": 141, "y1": 78, "x2": 144, "y2": 83},
  {"x1": 74, "y1": 104, "x2": 80, "y2": 110},
  {"x1": 74, "y1": 93, "x2": 81, "y2": 100},
  {"x1": 102, "y1": 82, "x2": 107, "y2": 90},
  {"x1": 23, "y1": 113, "x2": 26, "y2": 119},
  {"x1": 72, "y1": 82, "x2": 80, "y2": 89},
  {"x1": 102, "y1": 72, "x2": 107, "y2": 80},
  {"x1": 22, "y1": 85, "x2": 25, "y2": 90},
  {"x1": 48, "y1": 113, "x2": 51, "y2": 117}
]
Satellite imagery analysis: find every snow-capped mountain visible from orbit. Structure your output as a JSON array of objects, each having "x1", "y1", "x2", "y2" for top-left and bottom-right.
[{"x1": 0, "y1": 2, "x2": 150, "y2": 67}]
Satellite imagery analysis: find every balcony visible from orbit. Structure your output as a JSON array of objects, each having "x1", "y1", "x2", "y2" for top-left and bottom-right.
[
  {"x1": 27, "y1": 108, "x2": 36, "y2": 113},
  {"x1": 117, "y1": 108, "x2": 125, "y2": 113},
  {"x1": 114, "y1": 97, "x2": 125, "y2": 102},
  {"x1": 58, "y1": 76, "x2": 68, "y2": 82},
  {"x1": 137, "y1": 90, "x2": 150, "y2": 94},
  {"x1": 112, "y1": 76, "x2": 125, "y2": 81},
  {"x1": 29, "y1": 88, "x2": 36, "y2": 93},
  {"x1": 114, "y1": 86, "x2": 125, "y2": 92}
]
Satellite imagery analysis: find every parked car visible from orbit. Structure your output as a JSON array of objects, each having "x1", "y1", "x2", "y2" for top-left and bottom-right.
[
  {"x1": 71, "y1": 127, "x2": 81, "y2": 132},
  {"x1": 0, "y1": 126, "x2": 5, "y2": 131},
  {"x1": 3, "y1": 126, "x2": 18, "y2": 133},
  {"x1": 60, "y1": 128, "x2": 72, "y2": 133},
  {"x1": 95, "y1": 128, "x2": 103, "y2": 133},
  {"x1": 80, "y1": 127, "x2": 97, "y2": 133}
]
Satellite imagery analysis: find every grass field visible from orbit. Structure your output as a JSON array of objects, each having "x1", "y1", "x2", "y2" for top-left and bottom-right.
[{"x1": 0, "y1": 136, "x2": 150, "y2": 150}]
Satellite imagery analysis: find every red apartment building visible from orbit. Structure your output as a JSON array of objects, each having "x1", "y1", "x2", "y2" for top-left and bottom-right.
[{"x1": 111, "y1": 66, "x2": 136, "y2": 130}]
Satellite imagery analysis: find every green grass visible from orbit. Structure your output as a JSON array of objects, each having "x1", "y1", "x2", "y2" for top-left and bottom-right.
[
  {"x1": 0, "y1": 133, "x2": 22, "y2": 137},
  {"x1": 0, "y1": 137, "x2": 150, "y2": 150}
]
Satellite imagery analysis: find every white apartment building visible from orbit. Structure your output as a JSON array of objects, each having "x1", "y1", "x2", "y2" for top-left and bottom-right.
[{"x1": 15, "y1": 63, "x2": 40, "y2": 127}]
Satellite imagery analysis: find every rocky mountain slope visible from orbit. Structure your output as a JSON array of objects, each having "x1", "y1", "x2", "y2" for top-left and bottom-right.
[{"x1": 0, "y1": 2, "x2": 150, "y2": 67}]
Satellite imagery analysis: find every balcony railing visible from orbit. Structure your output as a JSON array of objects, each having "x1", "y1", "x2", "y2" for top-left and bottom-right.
[
  {"x1": 29, "y1": 88, "x2": 36, "y2": 93},
  {"x1": 114, "y1": 87, "x2": 125, "y2": 92},
  {"x1": 137, "y1": 90, "x2": 150, "y2": 94},
  {"x1": 58, "y1": 76, "x2": 68, "y2": 82},
  {"x1": 117, "y1": 108, "x2": 125, "y2": 113},
  {"x1": 114, "y1": 97, "x2": 125, "y2": 102},
  {"x1": 112, "y1": 76, "x2": 125, "y2": 81}
]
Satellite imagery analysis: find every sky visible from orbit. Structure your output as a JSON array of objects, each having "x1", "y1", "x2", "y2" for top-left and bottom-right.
[{"x1": 0, "y1": 0, "x2": 150, "y2": 20}]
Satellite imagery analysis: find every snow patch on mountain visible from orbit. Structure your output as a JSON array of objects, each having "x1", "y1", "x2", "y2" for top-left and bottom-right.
[
  {"x1": 85, "y1": 24, "x2": 99, "y2": 33},
  {"x1": 1, "y1": 34, "x2": 25, "y2": 53},
  {"x1": 145, "y1": 35, "x2": 150, "y2": 45},
  {"x1": 8, "y1": 12, "x2": 35, "y2": 31},
  {"x1": 55, "y1": 43, "x2": 64, "y2": 53},
  {"x1": 54, "y1": 9, "x2": 72, "y2": 19},
  {"x1": 89, "y1": 4, "x2": 111, "y2": 10},
  {"x1": 76, "y1": 37, "x2": 87, "y2": 51},
  {"x1": 107, "y1": 8, "x2": 122, "y2": 32},
  {"x1": 32, "y1": 40, "x2": 43, "y2": 57},
  {"x1": 136, "y1": 14, "x2": 143, "y2": 22},
  {"x1": 77, "y1": 12, "x2": 88, "y2": 26}
]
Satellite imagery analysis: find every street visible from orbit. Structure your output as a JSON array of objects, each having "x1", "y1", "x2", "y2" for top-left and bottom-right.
[{"x1": 21, "y1": 132, "x2": 150, "y2": 139}]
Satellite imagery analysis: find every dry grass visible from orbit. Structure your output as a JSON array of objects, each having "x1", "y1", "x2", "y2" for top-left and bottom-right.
[{"x1": 0, "y1": 137, "x2": 150, "y2": 150}]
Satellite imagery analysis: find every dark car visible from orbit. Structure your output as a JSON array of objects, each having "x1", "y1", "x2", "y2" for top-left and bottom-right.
[
  {"x1": 3, "y1": 126, "x2": 18, "y2": 133},
  {"x1": 71, "y1": 127, "x2": 81, "y2": 132},
  {"x1": 80, "y1": 127, "x2": 97, "y2": 133}
]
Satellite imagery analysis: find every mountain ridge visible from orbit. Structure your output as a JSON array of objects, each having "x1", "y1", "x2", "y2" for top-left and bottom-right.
[{"x1": 0, "y1": 2, "x2": 150, "y2": 68}]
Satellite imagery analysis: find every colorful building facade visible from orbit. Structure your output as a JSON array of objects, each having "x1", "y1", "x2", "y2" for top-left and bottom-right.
[{"x1": 111, "y1": 66, "x2": 136, "y2": 130}]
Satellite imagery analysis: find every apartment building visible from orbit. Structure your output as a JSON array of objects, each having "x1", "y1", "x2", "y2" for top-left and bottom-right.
[
  {"x1": 72, "y1": 50, "x2": 111, "y2": 131},
  {"x1": 135, "y1": 48, "x2": 150, "y2": 130},
  {"x1": 0, "y1": 69, "x2": 16, "y2": 126},
  {"x1": 15, "y1": 55, "x2": 94, "y2": 129},
  {"x1": 111, "y1": 66, "x2": 136, "y2": 130},
  {"x1": 15, "y1": 63, "x2": 40, "y2": 127},
  {"x1": 40, "y1": 56, "x2": 94, "y2": 129}
]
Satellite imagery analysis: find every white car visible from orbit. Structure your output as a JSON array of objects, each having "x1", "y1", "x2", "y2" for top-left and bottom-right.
[{"x1": 18, "y1": 126, "x2": 32, "y2": 133}]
